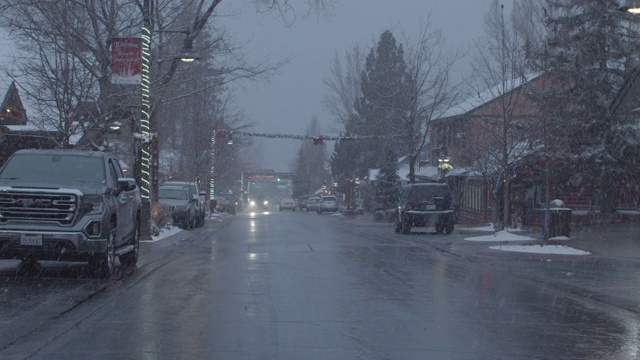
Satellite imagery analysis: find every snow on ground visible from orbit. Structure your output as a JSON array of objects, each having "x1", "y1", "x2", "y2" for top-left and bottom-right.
[
  {"x1": 143, "y1": 212, "x2": 231, "y2": 243},
  {"x1": 489, "y1": 244, "x2": 590, "y2": 255},
  {"x1": 465, "y1": 230, "x2": 536, "y2": 242},
  {"x1": 463, "y1": 224, "x2": 588, "y2": 256}
]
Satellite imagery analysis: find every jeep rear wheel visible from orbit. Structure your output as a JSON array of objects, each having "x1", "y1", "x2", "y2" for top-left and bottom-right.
[
  {"x1": 89, "y1": 227, "x2": 116, "y2": 278},
  {"x1": 401, "y1": 216, "x2": 411, "y2": 234},
  {"x1": 394, "y1": 220, "x2": 401, "y2": 233},
  {"x1": 445, "y1": 223, "x2": 454, "y2": 235}
]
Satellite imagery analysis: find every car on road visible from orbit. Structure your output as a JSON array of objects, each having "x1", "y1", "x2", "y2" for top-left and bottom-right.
[
  {"x1": 163, "y1": 181, "x2": 206, "y2": 226},
  {"x1": 297, "y1": 195, "x2": 312, "y2": 211},
  {"x1": 279, "y1": 198, "x2": 296, "y2": 211},
  {"x1": 0, "y1": 149, "x2": 141, "y2": 278},
  {"x1": 249, "y1": 195, "x2": 269, "y2": 211},
  {"x1": 317, "y1": 195, "x2": 339, "y2": 214},
  {"x1": 158, "y1": 185, "x2": 197, "y2": 230},
  {"x1": 394, "y1": 182, "x2": 454, "y2": 234},
  {"x1": 305, "y1": 196, "x2": 320, "y2": 212}
]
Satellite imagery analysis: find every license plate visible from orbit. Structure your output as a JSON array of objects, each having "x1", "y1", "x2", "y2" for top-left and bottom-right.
[
  {"x1": 20, "y1": 234, "x2": 43, "y2": 246},
  {"x1": 425, "y1": 204, "x2": 436, "y2": 210}
]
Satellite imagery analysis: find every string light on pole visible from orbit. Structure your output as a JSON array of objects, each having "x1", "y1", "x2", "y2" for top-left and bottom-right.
[{"x1": 221, "y1": 131, "x2": 404, "y2": 143}]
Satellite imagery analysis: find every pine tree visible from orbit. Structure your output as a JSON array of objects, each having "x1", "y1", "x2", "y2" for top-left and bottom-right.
[
  {"x1": 530, "y1": 0, "x2": 640, "y2": 212},
  {"x1": 374, "y1": 148, "x2": 401, "y2": 210},
  {"x1": 352, "y1": 30, "x2": 411, "y2": 174},
  {"x1": 292, "y1": 117, "x2": 328, "y2": 197}
]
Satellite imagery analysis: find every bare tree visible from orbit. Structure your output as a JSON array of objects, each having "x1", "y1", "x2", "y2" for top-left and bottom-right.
[
  {"x1": 0, "y1": 1, "x2": 140, "y2": 149},
  {"x1": 292, "y1": 116, "x2": 328, "y2": 197},
  {"x1": 322, "y1": 45, "x2": 364, "y2": 132},
  {"x1": 468, "y1": 0, "x2": 539, "y2": 230},
  {"x1": 402, "y1": 18, "x2": 466, "y2": 183}
]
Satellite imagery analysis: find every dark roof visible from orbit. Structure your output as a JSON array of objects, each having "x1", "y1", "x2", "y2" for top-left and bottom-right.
[{"x1": 13, "y1": 148, "x2": 115, "y2": 158}]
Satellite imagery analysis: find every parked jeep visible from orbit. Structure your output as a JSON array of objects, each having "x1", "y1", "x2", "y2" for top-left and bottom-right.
[
  {"x1": 394, "y1": 183, "x2": 454, "y2": 234},
  {"x1": 0, "y1": 149, "x2": 142, "y2": 278}
]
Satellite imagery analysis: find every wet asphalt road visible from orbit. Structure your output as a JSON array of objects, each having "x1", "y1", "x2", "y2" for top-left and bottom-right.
[{"x1": 1, "y1": 210, "x2": 640, "y2": 359}]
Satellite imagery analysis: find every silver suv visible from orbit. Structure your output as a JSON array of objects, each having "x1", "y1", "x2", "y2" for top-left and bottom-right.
[
  {"x1": 317, "y1": 195, "x2": 338, "y2": 214},
  {"x1": 163, "y1": 181, "x2": 206, "y2": 227}
]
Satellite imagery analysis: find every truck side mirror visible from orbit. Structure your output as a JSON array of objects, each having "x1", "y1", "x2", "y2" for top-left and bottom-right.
[{"x1": 117, "y1": 178, "x2": 137, "y2": 194}]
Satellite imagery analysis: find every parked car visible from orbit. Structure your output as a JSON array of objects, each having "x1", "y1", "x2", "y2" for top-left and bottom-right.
[
  {"x1": 218, "y1": 193, "x2": 241, "y2": 214},
  {"x1": 317, "y1": 195, "x2": 339, "y2": 214},
  {"x1": 214, "y1": 196, "x2": 230, "y2": 213},
  {"x1": 158, "y1": 185, "x2": 197, "y2": 230},
  {"x1": 163, "y1": 181, "x2": 206, "y2": 227},
  {"x1": 394, "y1": 183, "x2": 454, "y2": 234},
  {"x1": 298, "y1": 195, "x2": 312, "y2": 211},
  {"x1": 306, "y1": 196, "x2": 320, "y2": 212},
  {"x1": 279, "y1": 197, "x2": 297, "y2": 211},
  {"x1": 0, "y1": 149, "x2": 141, "y2": 278}
]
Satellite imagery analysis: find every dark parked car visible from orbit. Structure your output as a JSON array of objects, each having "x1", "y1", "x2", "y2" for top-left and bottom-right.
[
  {"x1": 158, "y1": 185, "x2": 197, "y2": 230},
  {"x1": 394, "y1": 183, "x2": 454, "y2": 234},
  {"x1": 218, "y1": 193, "x2": 241, "y2": 214}
]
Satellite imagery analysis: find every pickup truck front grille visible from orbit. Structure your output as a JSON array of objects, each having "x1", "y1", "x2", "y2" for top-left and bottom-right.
[{"x1": 0, "y1": 191, "x2": 78, "y2": 225}]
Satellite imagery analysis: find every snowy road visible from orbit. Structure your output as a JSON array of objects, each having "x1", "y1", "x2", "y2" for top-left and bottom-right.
[{"x1": 2, "y1": 210, "x2": 639, "y2": 359}]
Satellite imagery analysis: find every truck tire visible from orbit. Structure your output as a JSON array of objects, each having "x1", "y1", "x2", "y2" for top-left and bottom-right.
[
  {"x1": 89, "y1": 226, "x2": 116, "y2": 279},
  {"x1": 121, "y1": 221, "x2": 140, "y2": 266}
]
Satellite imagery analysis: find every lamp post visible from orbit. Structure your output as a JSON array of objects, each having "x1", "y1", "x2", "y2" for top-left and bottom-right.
[
  {"x1": 437, "y1": 157, "x2": 453, "y2": 181},
  {"x1": 619, "y1": 0, "x2": 640, "y2": 13},
  {"x1": 137, "y1": 0, "x2": 201, "y2": 239}
]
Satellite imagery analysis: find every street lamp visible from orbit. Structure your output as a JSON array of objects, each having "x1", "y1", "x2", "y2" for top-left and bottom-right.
[
  {"x1": 619, "y1": 0, "x2": 640, "y2": 13},
  {"x1": 438, "y1": 157, "x2": 453, "y2": 180},
  {"x1": 138, "y1": 0, "x2": 201, "y2": 239}
]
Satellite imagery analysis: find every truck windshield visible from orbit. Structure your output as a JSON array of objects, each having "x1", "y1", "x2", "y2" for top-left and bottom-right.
[{"x1": 0, "y1": 154, "x2": 106, "y2": 183}]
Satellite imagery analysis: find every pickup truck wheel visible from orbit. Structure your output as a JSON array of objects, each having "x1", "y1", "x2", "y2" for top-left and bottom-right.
[
  {"x1": 89, "y1": 227, "x2": 116, "y2": 278},
  {"x1": 121, "y1": 222, "x2": 140, "y2": 266}
]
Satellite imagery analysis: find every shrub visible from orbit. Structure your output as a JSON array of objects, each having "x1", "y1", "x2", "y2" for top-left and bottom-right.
[{"x1": 151, "y1": 202, "x2": 172, "y2": 236}]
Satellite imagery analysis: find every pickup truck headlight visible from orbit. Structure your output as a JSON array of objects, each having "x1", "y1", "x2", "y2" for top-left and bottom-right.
[{"x1": 84, "y1": 195, "x2": 105, "y2": 215}]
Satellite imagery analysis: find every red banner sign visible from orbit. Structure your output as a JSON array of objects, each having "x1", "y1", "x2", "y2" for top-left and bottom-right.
[{"x1": 111, "y1": 37, "x2": 142, "y2": 85}]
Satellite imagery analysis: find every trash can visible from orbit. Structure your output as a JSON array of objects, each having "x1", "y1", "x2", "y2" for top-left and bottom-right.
[{"x1": 549, "y1": 199, "x2": 571, "y2": 237}]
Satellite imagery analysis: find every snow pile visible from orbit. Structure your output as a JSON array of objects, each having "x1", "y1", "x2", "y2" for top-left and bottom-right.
[
  {"x1": 489, "y1": 244, "x2": 590, "y2": 255},
  {"x1": 465, "y1": 230, "x2": 536, "y2": 242},
  {"x1": 463, "y1": 225, "x2": 589, "y2": 256}
]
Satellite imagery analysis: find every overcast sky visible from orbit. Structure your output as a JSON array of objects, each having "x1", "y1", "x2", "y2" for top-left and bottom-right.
[
  {"x1": 0, "y1": 1, "x2": 503, "y2": 173},
  {"x1": 216, "y1": 0, "x2": 501, "y2": 172}
]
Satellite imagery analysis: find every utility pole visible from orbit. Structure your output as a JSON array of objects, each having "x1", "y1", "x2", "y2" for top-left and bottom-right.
[{"x1": 136, "y1": 0, "x2": 153, "y2": 240}]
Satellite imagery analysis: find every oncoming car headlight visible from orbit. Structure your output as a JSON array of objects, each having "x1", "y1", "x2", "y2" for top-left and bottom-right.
[
  {"x1": 250, "y1": 200, "x2": 256, "y2": 206},
  {"x1": 264, "y1": 200, "x2": 268, "y2": 205}
]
